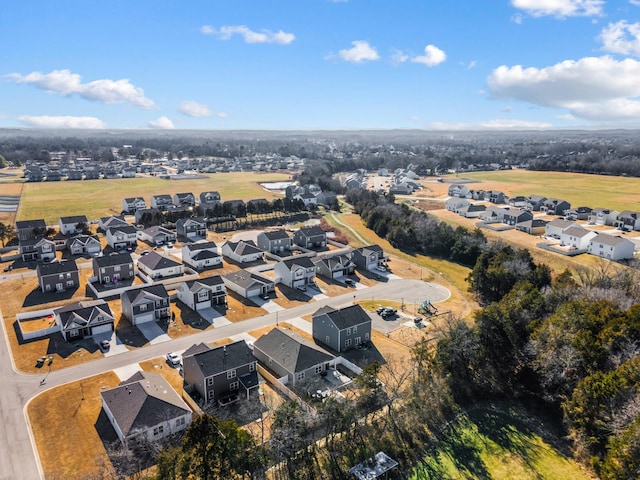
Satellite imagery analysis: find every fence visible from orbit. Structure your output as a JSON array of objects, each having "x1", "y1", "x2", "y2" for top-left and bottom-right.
[
  {"x1": 257, "y1": 364, "x2": 316, "y2": 415},
  {"x1": 16, "y1": 308, "x2": 59, "y2": 340}
]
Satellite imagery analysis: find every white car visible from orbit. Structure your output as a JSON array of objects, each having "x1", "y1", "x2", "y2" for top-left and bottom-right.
[
  {"x1": 376, "y1": 265, "x2": 387, "y2": 272},
  {"x1": 166, "y1": 352, "x2": 181, "y2": 366}
]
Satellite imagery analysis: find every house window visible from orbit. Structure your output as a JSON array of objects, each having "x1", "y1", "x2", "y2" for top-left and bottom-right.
[
  {"x1": 315, "y1": 365, "x2": 323, "y2": 374},
  {"x1": 325, "y1": 335, "x2": 330, "y2": 343},
  {"x1": 66, "y1": 273, "x2": 72, "y2": 279},
  {"x1": 229, "y1": 381, "x2": 239, "y2": 391},
  {"x1": 296, "y1": 372, "x2": 305, "y2": 381},
  {"x1": 153, "y1": 425, "x2": 164, "y2": 436},
  {"x1": 101, "y1": 268, "x2": 105, "y2": 274},
  {"x1": 249, "y1": 363, "x2": 255, "y2": 372},
  {"x1": 227, "y1": 369, "x2": 236, "y2": 379},
  {"x1": 139, "y1": 304, "x2": 147, "y2": 311},
  {"x1": 114, "y1": 265, "x2": 120, "y2": 271},
  {"x1": 59, "y1": 274, "x2": 64, "y2": 280},
  {"x1": 197, "y1": 290, "x2": 209, "y2": 301},
  {"x1": 206, "y1": 377, "x2": 214, "y2": 387},
  {"x1": 345, "y1": 339, "x2": 352, "y2": 347},
  {"x1": 69, "y1": 329, "x2": 79, "y2": 338},
  {"x1": 353, "y1": 326, "x2": 358, "y2": 333},
  {"x1": 175, "y1": 417, "x2": 185, "y2": 427},
  {"x1": 66, "y1": 280, "x2": 74, "y2": 287},
  {"x1": 365, "y1": 333, "x2": 370, "y2": 340},
  {"x1": 346, "y1": 328, "x2": 351, "y2": 336}
]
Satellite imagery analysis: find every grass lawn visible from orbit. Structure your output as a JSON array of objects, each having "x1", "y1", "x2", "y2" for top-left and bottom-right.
[
  {"x1": 17, "y1": 172, "x2": 291, "y2": 224},
  {"x1": 412, "y1": 404, "x2": 596, "y2": 480},
  {"x1": 458, "y1": 170, "x2": 640, "y2": 213}
]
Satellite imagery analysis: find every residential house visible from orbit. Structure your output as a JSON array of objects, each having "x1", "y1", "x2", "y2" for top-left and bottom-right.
[
  {"x1": 445, "y1": 197, "x2": 469, "y2": 213},
  {"x1": 222, "y1": 269, "x2": 275, "y2": 298},
  {"x1": 54, "y1": 300, "x2": 114, "y2": 341},
  {"x1": 507, "y1": 196, "x2": 528, "y2": 208},
  {"x1": 183, "y1": 340, "x2": 258, "y2": 404},
  {"x1": 176, "y1": 276, "x2": 226, "y2": 311},
  {"x1": 615, "y1": 210, "x2": 640, "y2": 232},
  {"x1": 257, "y1": 230, "x2": 292, "y2": 254},
  {"x1": 293, "y1": 226, "x2": 327, "y2": 250},
  {"x1": 93, "y1": 252, "x2": 135, "y2": 284},
  {"x1": 221, "y1": 240, "x2": 264, "y2": 264},
  {"x1": 37, "y1": 260, "x2": 79, "y2": 293},
  {"x1": 515, "y1": 219, "x2": 548, "y2": 235},
  {"x1": 468, "y1": 189, "x2": 486, "y2": 201},
  {"x1": 121, "y1": 166, "x2": 137, "y2": 178},
  {"x1": 137, "y1": 226, "x2": 176, "y2": 246},
  {"x1": 20, "y1": 237, "x2": 56, "y2": 262},
  {"x1": 101, "y1": 371, "x2": 192, "y2": 447},
  {"x1": 588, "y1": 208, "x2": 619, "y2": 226},
  {"x1": 176, "y1": 217, "x2": 206, "y2": 240},
  {"x1": 588, "y1": 234, "x2": 635, "y2": 260},
  {"x1": 313, "y1": 254, "x2": 355, "y2": 280},
  {"x1": 173, "y1": 192, "x2": 196, "y2": 208},
  {"x1": 67, "y1": 235, "x2": 101, "y2": 256},
  {"x1": 564, "y1": 206, "x2": 593, "y2": 221},
  {"x1": 487, "y1": 190, "x2": 507, "y2": 204},
  {"x1": 199, "y1": 191, "x2": 221, "y2": 207},
  {"x1": 137, "y1": 251, "x2": 184, "y2": 280},
  {"x1": 541, "y1": 198, "x2": 571, "y2": 216},
  {"x1": 312, "y1": 304, "x2": 372, "y2": 352},
  {"x1": 525, "y1": 195, "x2": 547, "y2": 211},
  {"x1": 502, "y1": 208, "x2": 533, "y2": 226},
  {"x1": 479, "y1": 206, "x2": 507, "y2": 223},
  {"x1": 122, "y1": 197, "x2": 147, "y2": 214},
  {"x1": 316, "y1": 190, "x2": 338, "y2": 207},
  {"x1": 58, "y1": 215, "x2": 88, "y2": 235},
  {"x1": 447, "y1": 184, "x2": 469, "y2": 198},
  {"x1": 106, "y1": 225, "x2": 138, "y2": 250},
  {"x1": 350, "y1": 245, "x2": 387, "y2": 271},
  {"x1": 253, "y1": 328, "x2": 335, "y2": 387},
  {"x1": 545, "y1": 219, "x2": 578, "y2": 239},
  {"x1": 274, "y1": 256, "x2": 317, "y2": 289},
  {"x1": 150, "y1": 194, "x2": 173, "y2": 211},
  {"x1": 182, "y1": 241, "x2": 222, "y2": 270},
  {"x1": 457, "y1": 203, "x2": 486, "y2": 218},
  {"x1": 98, "y1": 215, "x2": 127, "y2": 232},
  {"x1": 16, "y1": 219, "x2": 46, "y2": 242},
  {"x1": 560, "y1": 225, "x2": 598, "y2": 251},
  {"x1": 121, "y1": 284, "x2": 170, "y2": 325}
]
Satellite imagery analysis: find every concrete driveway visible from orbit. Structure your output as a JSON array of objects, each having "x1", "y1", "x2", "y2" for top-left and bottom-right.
[{"x1": 137, "y1": 322, "x2": 171, "y2": 344}]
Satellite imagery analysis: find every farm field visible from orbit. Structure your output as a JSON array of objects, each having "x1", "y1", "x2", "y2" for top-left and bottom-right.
[
  {"x1": 411, "y1": 404, "x2": 596, "y2": 480},
  {"x1": 457, "y1": 170, "x2": 640, "y2": 213},
  {"x1": 16, "y1": 172, "x2": 291, "y2": 224}
]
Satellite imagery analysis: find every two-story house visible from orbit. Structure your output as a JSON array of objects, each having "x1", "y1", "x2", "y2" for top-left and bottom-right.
[
  {"x1": 274, "y1": 256, "x2": 316, "y2": 289},
  {"x1": 16, "y1": 218, "x2": 47, "y2": 242},
  {"x1": 136, "y1": 251, "x2": 184, "y2": 280},
  {"x1": 93, "y1": 252, "x2": 135, "y2": 284},
  {"x1": 150, "y1": 194, "x2": 173, "y2": 211},
  {"x1": 176, "y1": 217, "x2": 207, "y2": 240},
  {"x1": 350, "y1": 245, "x2": 387, "y2": 271},
  {"x1": 120, "y1": 284, "x2": 170, "y2": 325},
  {"x1": 176, "y1": 276, "x2": 226, "y2": 311},
  {"x1": 313, "y1": 253, "x2": 355, "y2": 280},
  {"x1": 173, "y1": 192, "x2": 196, "y2": 208},
  {"x1": 256, "y1": 230, "x2": 292, "y2": 254},
  {"x1": 182, "y1": 241, "x2": 222, "y2": 270},
  {"x1": 67, "y1": 235, "x2": 101, "y2": 256},
  {"x1": 58, "y1": 215, "x2": 88, "y2": 236},
  {"x1": 122, "y1": 197, "x2": 147, "y2": 214},
  {"x1": 199, "y1": 191, "x2": 221, "y2": 207},
  {"x1": 588, "y1": 208, "x2": 619, "y2": 226},
  {"x1": 502, "y1": 208, "x2": 533, "y2": 226},
  {"x1": 560, "y1": 225, "x2": 598, "y2": 251},
  {"x1": 541, "y1": 198, "x2": 571, "y2": 216},
  {"x1": 293, "y1": 226, "x2": 327, "y2": 250},
  {"x1": 183, "y1": 340, "x2": 258, "y2": 404},
  {"x1": 312, "y1": 304, "x2": 372, "y2": 352},
  {"x1": 137, "y1": 226, "x2": 176, "y2": 246},
  {"x1": 525, "y1": 195, "x2": 547, "y2": 211},
  {"x1": 615, "y1": 210, "x2": 640, "y2": 232},
  {"x1": 588, "y1": 234, "x2": 636, "y2": 261},
  {"x1": 37, "y1": 260, "x2": 80, "y2": 293},
  {"x1": 20, "y1": 237, "x2": 56, "y2": 262},
  {"x1": 98, "y1": 215, "x2": 127, "y2": 232},
  {"x1": 106, "y1": 225, "x2": 138, "y2": 250}
]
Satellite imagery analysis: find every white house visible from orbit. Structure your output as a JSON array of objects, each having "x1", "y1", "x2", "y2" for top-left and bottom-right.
[
  {"x1": 588, "y1": 208, "x2": 619, "y2": 226},
  {"x1": 59, "y1": 215, "x2": 88, "y2": 235},
  {"x1": 545, "y1": 219, "x2": 578, "y2": 239},
  {"x1": 274, "y1": 256, "x2": 317, "y2": 289},
  {"x1": 221, "y1": 240, "x2": 264, "y2": 264},
  {"x1": 559, "y1": 225, "x2": 598, "y2": 251},
  {"x1": 136, "y1": 251, "x2": 184, "y2": 280},
  {"x1": 122, "y1": 197, "x2": 146, "y2": 214},
  {"x1": 176, "y1": 276, "x2": 226, "y2": 311},
  {"x1": 137, "y1": 226, "x2": 176, "y2": 246},
  {"x1": 106, "y1": 225, "x2": 138, "y2": 250},
  {"x1": 588, "y1": 234, "x2": 635, "y2": 261},
  {"x1": 182, "y1": 241, "x2": 222, "y2": 269}
]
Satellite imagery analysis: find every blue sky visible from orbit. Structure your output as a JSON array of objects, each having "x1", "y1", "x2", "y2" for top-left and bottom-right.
[{"x1": 2, "y1": 0, "x2": 640, "y2": 131}]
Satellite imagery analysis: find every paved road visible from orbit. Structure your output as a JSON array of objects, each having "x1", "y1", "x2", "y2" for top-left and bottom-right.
[{"x1": 0, "y1": 278, "x2": 449, "y2": 480}]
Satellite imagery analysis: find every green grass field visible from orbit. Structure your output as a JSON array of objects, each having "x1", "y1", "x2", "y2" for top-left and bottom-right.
[
  {"x1": 460, "y1": 170, "x2": 640, "y2": 213},
  {"x1": 16, "y1": 172, "x2": 291, "y2": 223},
  {"x1": 412, "y1": 406, "x2": 594, "y2": 480}
]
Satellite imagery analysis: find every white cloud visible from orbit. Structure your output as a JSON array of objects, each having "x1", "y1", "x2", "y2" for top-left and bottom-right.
[
  {"x1": 466, "y1": 60, "x2": 478, "y2": 70},
  {"x1": 512, "y1": 13, "x2": 524, "y2": 24},
  {"x1": 178, "y1": 100, "x2": 227, "y2": 118},
  {"x1": 148, "y1": 116, "x2": 175, "y2": 129},
  {"x1": 487, "y1": 56, "x2": 640, "y2": 121},
  {"x1": 335, "y1": 41, "x2": 379, "y2": 63},
  {"x1": 5, "y1": 69, "x2": 156, "y2": 109},
  {"x1": 391, "y1": 49, "x2": 409, "y2": 65},
  {"x1": 18, "y1": 115, "x2": 105, "y2": 129},
  {"x1": 201, "y1": 25, "x2": 295, "y2": 44},
  {"x1": 409, "y1": 115, "x2": 421, "y2": 122},
  {"x1": 411, "y1": 45, "x2": 447, "y2": 66},
  {"x1": 511, "y1": 0, "x2": 604, "y2": 17},
  {"x1": 430, "y1": 119, "x2": 553, "y2": 130},
  {"x1": 630, "y1": 0, "x2": 640, "y2": 5},
  {"x1": 599, "y1": 21, "x2": 640, "y2": 57}
]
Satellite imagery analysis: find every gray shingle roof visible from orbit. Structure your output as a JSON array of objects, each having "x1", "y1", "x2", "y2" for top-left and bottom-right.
[
  {"x1": 261, "y1": 230, "x2": 290, "y2": 240},
  {"x1": 121, "y1": 284, "x2": 169, "y2": 304},
  {"x1": 94, "y1": 252, "x2": 133, "y2": 268},
  {"x1": 313, "y1": 304, "x2": 371, "y2": 330},
  {"x1": 37, "y1": 259, "x2": 78, "y2": 276},
  {"x1": 137, "y1": 251, "x2": 181, "y2": 270},
  {"x1": 253, "y1": 328, "x2": 334, "y2": 374},
  {"x1": 183, "y1": 340, "x2": 254, "y2": 377},
  {"x1": 55, "y1": 300, "x2": 114, "y2": 330},
  {"x1": 185, "y1": 241, "x2": 217, "y2": 252}
]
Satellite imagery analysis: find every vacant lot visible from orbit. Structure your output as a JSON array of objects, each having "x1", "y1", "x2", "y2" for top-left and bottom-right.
[{"x1": 17, "y1": 172, "x2": 290, "y2": 223}]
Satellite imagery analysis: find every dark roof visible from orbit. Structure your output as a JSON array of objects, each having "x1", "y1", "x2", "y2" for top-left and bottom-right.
[
  {"x1": 191, "y1": 250, "x2": 220, "y2": 261},
  {"x1": 355, "y1": 244, "x2": 383, "y2": 255},
  {"x1": 55, "y1": 300, "x2": 114, "y2": 330},
  {"x1": 253, "y1": 328, "x2": 334, "y2": 374},
  {"x1": 183, "y1": 340, "x2": 255, "y2": 377},
  {"x1": 261, "y1": 230, "x2": 290, "y2": 241},
  {"x1": 185, "y1": 241, "x2": 217, "y2": 252},
  {"x1": 182, "y1": 342, "x2": 211, "y2": 358},
  {"x1": 281, "y1": 256, "x2": 316, "y2": 269},
  {"x1": 16, "y1": 219, "x2": 46, "y2": 230},
  {"x1": 101, "y1": 371, "x2": 190, "y2": 438},
  {"x1": 60, "y1": 215, "x2": 88, "y2": 224},
  {"x1": 224, "y1": 240, "x2": 262, "y2": 256},
  {"x1": 137, "y1": 251, "x2": 182, "y2": 270},
  {"x1": 313, "y1": 304, "x2": 371, "y2": 330},
  {"x1": 107, "y1": 225, "x2": 138, "y2": 235},
  {"x1": 183, "y1": 275, "x2": 224, "y2": 292},
  {"x1": 94, "y1": 252, "x2": 133, "y2": 268},
  {"x1": 223, "y1": 269, "x2": 273, "y2": 289},
  {"x1": 176, "y1": 217, "x2": 206, "y2": 228},
  {"x1": 37, "y1": 260, "x2": 78, "y2": 276},
  {"x1": 592, "y1": 233, "x2": 634, "y2": 246},
  {"x1": 297, "y1": 226, "x2": 326, "y2": 238},
  {"x1": 313, "y1": 253, "x2": 353, "y2": 270},
  {"x1": 122, "y1": 284, "x2": 169, "y2": 303}
]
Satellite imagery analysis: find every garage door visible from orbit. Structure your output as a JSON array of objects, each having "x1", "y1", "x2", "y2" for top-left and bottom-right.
[
  {"x1": 293, "y1": 279, "x2": 306, "y2": 288},
  {"x1": 333, "y1": 270, "x2": 344, "y2": 278},
  {"x1": 196, "y1": 301, "x2": 211, "y2": 311},
  {"x1": 134, "y1": 312, "x2": 155, "y2": 325},
  {"x1": 91, "y1": 324, "x2": 113, "y2": 335},
  {"x1": 247, "y1": 287, "x2": 260, "y2": 298}
]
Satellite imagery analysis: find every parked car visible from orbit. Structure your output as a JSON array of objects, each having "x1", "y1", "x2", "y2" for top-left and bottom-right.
[
  {"x1": 344, "y1": 279, "x2": 354, "y2": 286},
  {"x1": 3, "y1": 264, "x2": 13, "y2": 272},
  {"x1": 166, "y1": 352, "x2": 181, "y2": 366},
  {"x1": 376, "y1": 265, "x2": 387, "y2": 272},
  {"x1": 99, "y1": 339, "x2": 110, "y2": 351}
]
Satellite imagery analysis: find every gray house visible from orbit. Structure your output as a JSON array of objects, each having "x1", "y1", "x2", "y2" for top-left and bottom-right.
[
  {"x1": 222, "y1": 269, "x2": 275, "y2": 299},
  {"x1": 173, "y1": 192, "x2": 196, "y2": 208},
  {"x1": 93, "y1": 252, "x2": 135, "y2": 284},
  {"x1": 312, "y1": 304, "x2": 372, "y2": 353},
  {"x1": 176, "y1": 217, "x2": 206, "y2": 240},
  {"x1": 257, "y1": 230, "x2": 292, "y2": 254},
  {"x1": 176, "y1": 276, "x2": 226, "y2": 311},
  {"x1": 274, "y1": 256, "x2": 317, "y2": 289},
  {"x1": 37, "y1": 260, "x2": 80, "y2": 293},
  {"x1": 120, "y1": 284, "x2": 170, "y2": 325},
  {"x1": 199, "y1": 191, "x2": 221, "y2": 207},
  {"x1": 350, "y1": 245, "x2": 387, "y2": 271},
  {"x1": 183, "y1": 340, "x2": 258, "y2": 405},
  {"x1": 293, "y1": 226, "x2": 327, "y2": 250},
  {"x1": 541, "y1": 198, "x2": 571, "y2": 216},
  {"x1": 502, "y1": 208, "x2": 533, "y2": 226},
  {"x1": 313, "y1": 253, "x2": 355, "y2": 280},
  {"x1": 525, "y1": 195, "x2": 547, "y2": 211},
  {"x1": 54, "y1": 300, "x2": 114, "y2": 341},
  {"x1": 253, "y1": 328, "x2": 336, "y2": 387}
]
